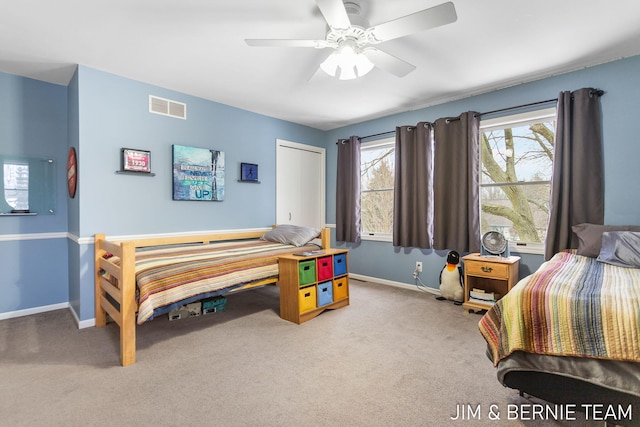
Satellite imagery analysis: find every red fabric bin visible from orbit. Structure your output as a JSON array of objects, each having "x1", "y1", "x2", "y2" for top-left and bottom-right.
[{"x1": 316, "y1": 256, "x2": 333, "y2": 281}]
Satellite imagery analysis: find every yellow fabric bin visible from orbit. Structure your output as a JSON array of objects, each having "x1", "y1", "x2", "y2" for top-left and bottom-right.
[
  {"x1": 299, "y1": 285, "x2": 317, "y2": 313},
  {"x1": 333, "y1": 277, "x2": 348, "y2": 301}
]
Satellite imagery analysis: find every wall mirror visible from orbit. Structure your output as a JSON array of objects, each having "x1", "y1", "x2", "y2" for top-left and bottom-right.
[{"x1": 0, "y1": 155, "x2": 56, "y2": 215}]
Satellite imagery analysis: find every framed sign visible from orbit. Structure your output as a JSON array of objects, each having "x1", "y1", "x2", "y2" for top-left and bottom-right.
[
  {"x1": 240, "y1": 162, "x2": 259, "y2": 182},
  {"x1": 172, "y1": 144, "x2": 225, "y2": 201},
  {"x1": 121, "y1": 148, "x2": 151, "y2": 173},
  {"x1": 67, "y1": 147, "x2": 77, "y2": 198}
]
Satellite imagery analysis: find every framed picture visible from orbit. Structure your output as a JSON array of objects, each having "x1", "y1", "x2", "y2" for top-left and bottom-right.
[
  {"x1": 172, "y1": 144, "x2": 225, "y2": 201},
  {"x1": 240, "y1": 162, "x2": 259, "y2": 182},
  {"x1": 121, "y1": 148, "x2": 151, "y2": 173},
  {"x1": 67, "y1": 147, "x2": 77, "y2": 198}
]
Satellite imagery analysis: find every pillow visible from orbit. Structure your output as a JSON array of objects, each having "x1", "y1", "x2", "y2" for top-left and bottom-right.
[
  {"x1": 597, "y1": 231, "x2": 640, "y2": 268},
  {"x1": 261, "y1": 225, "x2": 320, "y2": 247},
  {"x1": 572, "y1": 223, "x2": 640, "y2": 258}
]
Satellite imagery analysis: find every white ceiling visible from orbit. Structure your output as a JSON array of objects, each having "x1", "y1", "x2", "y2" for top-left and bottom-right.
[{"x1": 2, "y1": 0, "x2": 640, "y2": 131}]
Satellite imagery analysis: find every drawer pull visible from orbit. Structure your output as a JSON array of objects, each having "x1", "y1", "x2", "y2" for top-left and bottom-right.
[{"x1": 481, "y1": 266, "x2": 493, "y2": 273}]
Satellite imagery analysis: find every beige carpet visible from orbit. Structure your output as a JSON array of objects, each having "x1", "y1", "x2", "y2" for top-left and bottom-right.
[{"x1": 1, "y1": 280, "x2": 603, "y2": 426}]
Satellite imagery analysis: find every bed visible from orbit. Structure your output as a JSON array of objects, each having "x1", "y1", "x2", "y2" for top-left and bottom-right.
[
  {"x1": 479, "y1": 225, "x2": 640, "y2": 426},
  {"x1": 94, "y1": 225, "x2": 330, "y2": 366}
]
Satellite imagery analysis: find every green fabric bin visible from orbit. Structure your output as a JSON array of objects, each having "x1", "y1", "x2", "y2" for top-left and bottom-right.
[{"x1": 298, "y1": 260, "x2": 316, "y2": 286}]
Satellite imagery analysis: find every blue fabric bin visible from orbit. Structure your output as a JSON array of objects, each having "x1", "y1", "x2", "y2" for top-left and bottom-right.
[
  {"x1": 317, "y1": 281, "x2": 334, "y2": 307},
  {"x1": 333, "y1": 253, "x2": 347, "y2": 276}
]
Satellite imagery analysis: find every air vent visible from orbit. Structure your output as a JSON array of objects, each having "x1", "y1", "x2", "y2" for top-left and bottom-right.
[{"x1": 149, "y1": 95, "x2": 187, "y2": 120}]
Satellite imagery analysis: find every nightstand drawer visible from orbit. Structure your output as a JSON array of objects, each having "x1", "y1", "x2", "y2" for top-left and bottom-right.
[{"x1": 465, "y1": 261, "x2": 508, "y2": 278}]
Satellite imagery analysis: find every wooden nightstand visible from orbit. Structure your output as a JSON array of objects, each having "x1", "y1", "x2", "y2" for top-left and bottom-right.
[{"x1": 462, "y1": 253, "x2": 520, "y2": 313}]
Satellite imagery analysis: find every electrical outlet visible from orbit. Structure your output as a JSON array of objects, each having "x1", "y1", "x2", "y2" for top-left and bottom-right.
[{"x1": 415, "y1": 261, "x2": 423, "y2": 272}]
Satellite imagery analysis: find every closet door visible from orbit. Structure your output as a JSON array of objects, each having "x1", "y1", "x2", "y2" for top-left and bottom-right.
[{"x1": 276, "y1": 139, "x2": 325, "y2": 229}]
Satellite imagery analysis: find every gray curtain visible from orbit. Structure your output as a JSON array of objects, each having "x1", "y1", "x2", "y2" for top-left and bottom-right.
[
  {"x1": 336, "y1": 136, "x2": 361, "y2": 243},
  {"x1": 545, "y1": 88, "x2": 604, "y2": 259},
  {"x1": 433, "y1": 112, "x2": 481, "y2": 253},
  {"x1": 393, "y1": 123, "x2": 434, "y2": 248}
]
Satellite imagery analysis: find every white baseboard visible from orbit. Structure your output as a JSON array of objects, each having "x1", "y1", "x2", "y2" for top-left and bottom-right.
[
  {"x1": 0, "y1": 302, "x2": 70, "y2": 321},
  {"x1": 0, "y1": 302, "x2": 95, "y2": 329},
  {"x1": 79, "y1": 318, "x2": 96, "y2": 329},
  {"x1": 68, "y1": 305, "x2": 95, "y2": 329},
  {"x1": 349, "y1": 273, "x2": 440, "y2": 296}
]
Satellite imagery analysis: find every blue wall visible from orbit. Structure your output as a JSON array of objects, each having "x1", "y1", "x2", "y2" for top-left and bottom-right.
[
  {"x1": 75, "y1": 66, "x2": 326, "y2": 237},
  {"x1": 70, "y1": 66, "x2": 326, "y2": 320},
  {"x1": 0, "y1": 72, "x2": 69, "y2": 315},
  {"x1": 67, "y1": 68, "x2": 82, "y2": 318},
  {"x1": 325, "y1": 55, "x2": 640, "y2": 289},
  {"x1": 2, "y1": 55, "x2": 640, "y2": 321}
]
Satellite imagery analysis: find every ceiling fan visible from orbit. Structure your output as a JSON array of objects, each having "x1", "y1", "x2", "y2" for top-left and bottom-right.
[{"x1": 245, "y1": 0, "x2": 457, "y2": 80}]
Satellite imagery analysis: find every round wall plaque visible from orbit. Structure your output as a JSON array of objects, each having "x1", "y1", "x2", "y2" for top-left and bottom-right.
[{"x1": 67, "y1": 147, "x2": 77, "y2": 198}]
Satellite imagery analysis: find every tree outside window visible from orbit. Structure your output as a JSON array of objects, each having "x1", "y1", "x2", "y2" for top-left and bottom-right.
[
  {"x1": 480, "y1": 108, "x2": 555, "y2": 251},
  {"x1": 360, "y1": 138, "x2": 395, "y2": 239},
  {"x1": 357, "y1": 109, "x2": 555, "y2": 250}
]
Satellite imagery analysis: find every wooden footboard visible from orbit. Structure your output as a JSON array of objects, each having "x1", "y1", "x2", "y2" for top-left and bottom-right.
[
  {"x1": 94, "y1": 235, "x2": 137, "y2": 366},
  {"x1": 94, "y1": 227, "x2": 330, "y2": 366}
]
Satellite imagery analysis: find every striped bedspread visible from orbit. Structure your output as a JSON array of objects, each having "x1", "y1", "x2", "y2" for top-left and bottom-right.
[
  {"x1": 120, "y1": 240, "x2": 318, "y2": 324},
  {"x1": 479, "y1": 251, "x2": 640, "y2": 365}
]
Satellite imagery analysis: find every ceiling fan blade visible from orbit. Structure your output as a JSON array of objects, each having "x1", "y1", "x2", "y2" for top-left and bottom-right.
[
  {"x1": 245, "y1": 39, "x2": 329, "y2": 48},
  {"x1": 363, "y1": 48, "x2": 416, "y2": 77},
  {"x1": 316, "y1": 0, "x2": 351, "y2": 30},
  {"x1": 368, "y1": 1, "x2": 457, "y2": 43}
]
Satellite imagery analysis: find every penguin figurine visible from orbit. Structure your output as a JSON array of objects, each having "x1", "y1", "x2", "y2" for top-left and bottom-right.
[{"x1": 437, "y1": 251, "x2": 464, "y2": 304}]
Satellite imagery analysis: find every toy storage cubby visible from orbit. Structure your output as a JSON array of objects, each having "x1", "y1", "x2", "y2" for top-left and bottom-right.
[{"x1": 278, "y1": 249, "x2": 349, "y2": 324}]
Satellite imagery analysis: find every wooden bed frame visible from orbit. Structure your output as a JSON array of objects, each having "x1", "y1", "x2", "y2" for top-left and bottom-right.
[
  {"x1": 94, "y1": 227, "x2": 330, "y2": 366},
  {"x1": 503, "y1": 370, "x2": 640, "y2": 427},
  {"x1": 481, "y1": 249, "x2": 640, "y2": 426}
]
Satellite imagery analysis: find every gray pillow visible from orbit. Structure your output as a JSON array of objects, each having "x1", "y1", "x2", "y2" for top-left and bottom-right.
[
  {"x1": 597, "y1": 231, "x2": 640, "y2": 268},
  {"x1": 261, "y1": 225, "x2": 320, "y2": 247},
  {"x1": 572, "y1": 223, "x2": 640, "y2": 258}
]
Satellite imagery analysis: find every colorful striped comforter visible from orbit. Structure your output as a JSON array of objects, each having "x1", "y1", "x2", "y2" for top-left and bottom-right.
[
  {"x1": 479, "y1": 251, "x2": 640, "y2": 366},
  {"x1": 119, "y1": 240, "x2": 318, "y2": 324}
]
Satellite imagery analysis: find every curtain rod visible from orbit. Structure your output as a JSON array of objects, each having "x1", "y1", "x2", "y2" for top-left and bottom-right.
[
  {"x1": 441, "y1": 98, "x2": 558, "y2": 124},
  {"x1": 337, "y1": 89, "x2": 605, "y2": 142},
  {"x1": 478, "y1": 97, "x2": 558, "y2": 117},
  {"x1": 336, "y1": 130, "x2": 395, "y2": 144},
  {"x1": 446, "y1": 88, "x2": 604, "y2": 122}
]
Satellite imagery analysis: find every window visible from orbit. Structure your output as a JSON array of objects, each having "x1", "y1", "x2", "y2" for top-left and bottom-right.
[
  {"x1": 479, "y1": 108, "x2": 556, "y2": 254},
  {"x1": 3, "y1": 161, "x2": 29, "y2": 211},
  {"x1": 360, "y1": 137, "x2": 395, "y2": 241}
]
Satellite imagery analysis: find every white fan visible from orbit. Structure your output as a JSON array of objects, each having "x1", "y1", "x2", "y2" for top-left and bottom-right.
[
  {"x1": 245, "y1": 0, "x2": 457, "y2": 79},
  {"x1": 481, "y1": 231, "x2": 509, "y2": 257}
]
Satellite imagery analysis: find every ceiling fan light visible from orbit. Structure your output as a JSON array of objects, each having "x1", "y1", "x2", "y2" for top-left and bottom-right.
[
  {"x1": 354, "y1": 53, "x2": 374, "y2": 75},
  {"x1": 320, "y1": 53, "x2": 340, "y2": 77},
  {"x1": 337, "y1": 53, "x2": 373, "y2": 80},
  {"x1": 338, "y1": 64, "x2": 358, "y2": 80},
  {"x1": 321, "y1": 43, "x2": 374, "y2": 80},
  {"x1": 340, "y1": 43, "x2": 357, "y2": 60}
]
